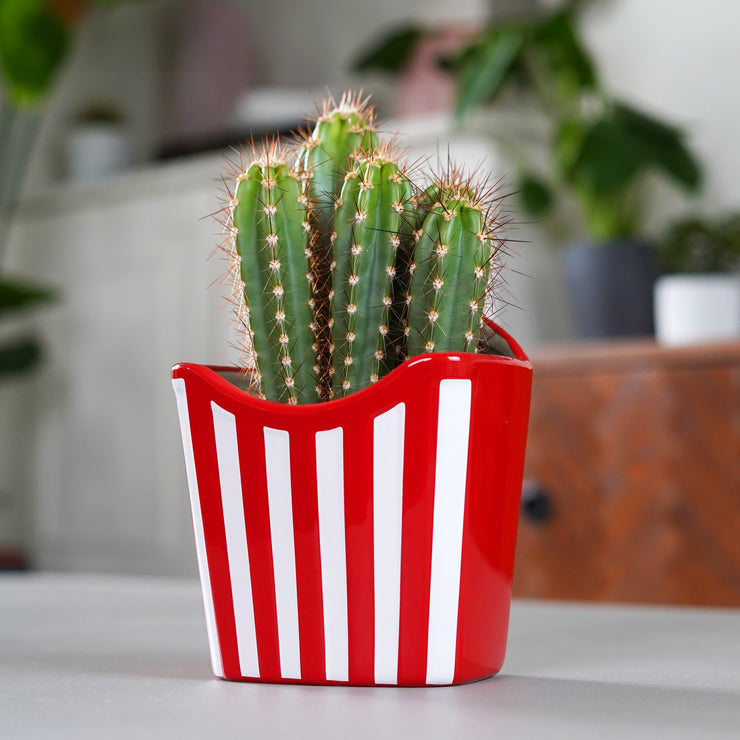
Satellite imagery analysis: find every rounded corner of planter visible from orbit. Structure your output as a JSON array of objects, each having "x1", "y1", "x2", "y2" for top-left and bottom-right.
[{"x1": 171, "y1": 362, "x2": 190, "y2": 380}]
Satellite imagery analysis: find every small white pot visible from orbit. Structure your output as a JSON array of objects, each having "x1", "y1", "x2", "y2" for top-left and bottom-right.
[
  {"x1": 654, "y1": 273, "x2": 740, "y2": 346},
  {"x1": 64, "y1": 122, "x2": 130, "y2": 183}
]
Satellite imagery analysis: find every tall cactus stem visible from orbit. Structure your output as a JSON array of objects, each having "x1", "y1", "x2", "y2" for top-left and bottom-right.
[{"x1": 297, "y1": 92, "x2": 379, "y2": 400}]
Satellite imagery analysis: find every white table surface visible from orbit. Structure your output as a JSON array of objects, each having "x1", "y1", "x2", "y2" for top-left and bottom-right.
[{"x1": 1, "y1": 573, "x2": 738, "y2": 739}]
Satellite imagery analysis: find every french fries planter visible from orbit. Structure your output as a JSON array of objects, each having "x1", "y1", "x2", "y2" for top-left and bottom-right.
[{"x1": 172, "y1": 322, "x2": 531, "y2": 686}]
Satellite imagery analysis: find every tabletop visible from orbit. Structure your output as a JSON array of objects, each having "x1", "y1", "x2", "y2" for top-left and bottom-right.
[{"x1": 1, "y1": 573, "x2": 738, "y2": 739}]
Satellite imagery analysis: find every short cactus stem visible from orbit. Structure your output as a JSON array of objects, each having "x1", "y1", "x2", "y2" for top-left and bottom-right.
[{"x1": 407, "y1": 182, "x2": 497, "y2": 356}]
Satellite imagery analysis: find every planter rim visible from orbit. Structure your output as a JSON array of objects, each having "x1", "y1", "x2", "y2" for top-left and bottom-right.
[{"x1": 172, "y1": 320, "x2": 531, "y2": 415}]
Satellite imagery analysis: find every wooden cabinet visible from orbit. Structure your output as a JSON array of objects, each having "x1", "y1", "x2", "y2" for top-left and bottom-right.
[{"x1": 515, "y1": 339, "x2": 740, "y2": 606}]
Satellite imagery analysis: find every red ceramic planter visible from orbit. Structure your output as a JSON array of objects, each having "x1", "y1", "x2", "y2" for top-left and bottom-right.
[{"x1": 172, "y1": 322, "x2": 532, "y2": 686}]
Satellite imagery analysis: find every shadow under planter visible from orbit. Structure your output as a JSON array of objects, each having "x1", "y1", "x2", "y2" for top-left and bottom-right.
[
  {"x1": 171, "y1": 323, "x2": 532, "y2": 687},
  {"x1": 563, "y1": 240, "x2": 657, "y2": 339}
]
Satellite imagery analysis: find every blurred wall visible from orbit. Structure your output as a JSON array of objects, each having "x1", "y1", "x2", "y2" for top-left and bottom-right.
[
  {"x1": 6, "y1": 0, "x2": 740, "y2": 576},
  {"x1": 234, "y1": 0, "x2": 486, "y2": 88},
  {"x1": 22, "y1": 0, "x2": 740, "y2": 220},
  {"x1": 582, "y1": 0, "x2": 740, "y2": 221}
]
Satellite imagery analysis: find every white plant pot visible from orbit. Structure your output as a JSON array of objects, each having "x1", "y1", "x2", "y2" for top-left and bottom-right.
[
  {"x1": 64, "y1": 123, "x2": 130, "y2": 183},
  {"x1": 654, "y1": 273, "x2": 740, "y2": 346}
]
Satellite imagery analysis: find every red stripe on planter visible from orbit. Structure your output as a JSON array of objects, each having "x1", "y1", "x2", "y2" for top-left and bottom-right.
[
  {"x1": 288, "y1": 427, "x2": 327, "y2": 683},
  {"x1": 186, "y1": 379, "x2": 240, "y2": 680},
  {"x1": 397, "y1": 368, "x2": 440, "y2": 685},
  {"x1": 453, "y1": 370, "x2": 506, "y2": 683},
  {"x1": 453, "y1": 364, "x2": 530, "y2": 683},
  {"x1": 236, "y1": 413, "x2": 282, "y2": 682},
  {"x1": 342, "y1": 415, "x2": 375, "y2": 685}
]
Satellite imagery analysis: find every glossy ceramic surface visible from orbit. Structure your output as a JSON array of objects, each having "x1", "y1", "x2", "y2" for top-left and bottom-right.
[{"x1": 172, "y1": 324, "x2": 532, "y2": 686}]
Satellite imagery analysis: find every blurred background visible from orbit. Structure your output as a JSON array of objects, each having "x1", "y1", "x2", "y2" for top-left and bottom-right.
[{"x1": 1, "y1": 0, "x2": 738, "y2": 604}]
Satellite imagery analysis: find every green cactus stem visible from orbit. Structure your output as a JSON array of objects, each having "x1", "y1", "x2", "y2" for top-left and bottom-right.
[
  {"x1": 299, "y1": 92, "x2": 379, "y2": 225},
  {"x1": 298, "y1": 92, "x2": 379, "y2": 400},
  {"x1": 406, "y1": 181, "x2": 498, "y2": 356},
  {"x1": 231, "y1": 146, "x2": 317, "y2": 404},
  {"x1": 386, "y1": 182, "x2": 443, "y2": 366},
  {"x1": 331, "y1": 150, "x2": 414, "y2": 396}
]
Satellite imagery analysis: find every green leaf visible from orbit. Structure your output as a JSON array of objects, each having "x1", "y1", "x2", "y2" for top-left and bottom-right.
[
  {"x1": 0, "y1": 276, "x2": 56, "y2": 314},
  {"x1": 352, "y1": 26, "x2": 422, "y2": 74},
  {"x1": 518, "y1": 172, "x2": 553, "y2": 218},
  {"x1": 531, "y1": 10, "x2": 596, "y2": 99},
  {"x1": 657, "y1": 215, "x2": 740, "y2": 273},
  {"x1": 0, "y1": 0, "x2": 69, "y2": 107},
  {"x1": 454, "y1": 26, "x2": 525, "y2": 119},
  {"x1": 552, "y1": 118, "x2": 587, "y2": 180},
  {"x1": 0, "y1": 336, "x2": 42, "y2": 376},
  {"x1": 568, "y1": 115, "x2": 641, "y2": 195},
  {"x1": 576, "y1": 186, "x2": 637, "y2": 241},
  {"x1": 615, "y1": 103, "x2": 701, "y2": 191}
]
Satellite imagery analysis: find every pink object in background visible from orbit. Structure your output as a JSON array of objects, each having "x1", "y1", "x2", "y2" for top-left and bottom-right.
[
  {"x1": 394, "y1": 26, "x2": 478, "y2": 118},
  {"x1": 167, "y1": 0, "x2": 255, "y2": 142}
]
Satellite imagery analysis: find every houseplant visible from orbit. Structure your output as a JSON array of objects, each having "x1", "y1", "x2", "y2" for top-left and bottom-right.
[
  {"x1": 654, "y1": 214, "x2": 740, "y2": 345},
  {"x1": 355, "y1": 2, "x2": 702, "y2": 338},
  {"x1": 0, "y1": 0, "x2": 73, "y2": 566},
  {"x1": 0, "y1": 0, "x2": 134, "y2": 566},
  {"x1": 172, "y1": 92, "x2": 532, "y2": 686}
]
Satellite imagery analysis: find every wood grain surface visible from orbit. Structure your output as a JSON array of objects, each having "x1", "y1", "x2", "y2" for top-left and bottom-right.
[{"x1": 515, "y1": 339, "x2": 740, "y2": 606}]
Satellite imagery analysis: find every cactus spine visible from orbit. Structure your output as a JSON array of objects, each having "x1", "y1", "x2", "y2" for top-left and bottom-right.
[{"x1": 223, "y1": 93, "x2": 506, "y2": 405}]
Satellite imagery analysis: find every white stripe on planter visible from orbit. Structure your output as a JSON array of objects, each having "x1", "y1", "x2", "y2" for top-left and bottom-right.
[
  {"x1": 426, "y1": 379, "x2": 472, "y2": 685},
  {"x1": 172, "y1": 379, "x2": 224, "y2": 678},
  {"x1": 211, "y1": 402, "x2": 260, "y2": 678},
  {"x1": 315, "y1": 427, "x2": 349, "y2": 682},
  {"x1": 373, "y1": 402, "x2": 406, "y2": 685},
  {"x1": 263, "y1": 427, "x2": 302, "y2": 680}
]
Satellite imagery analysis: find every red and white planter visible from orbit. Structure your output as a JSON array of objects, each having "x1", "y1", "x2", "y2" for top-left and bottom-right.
[{"x1": 172, "y1": 323, "x2": 532, "y2": 686}]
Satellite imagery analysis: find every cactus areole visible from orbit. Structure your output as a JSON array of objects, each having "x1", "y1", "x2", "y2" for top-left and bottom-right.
[{"x1": 224, "y1": 92, "x2": 510, "y2": 404}]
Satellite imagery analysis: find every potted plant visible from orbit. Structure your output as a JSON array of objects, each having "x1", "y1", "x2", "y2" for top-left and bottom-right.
[
  {"x1": 355, "y1": 2, "x2": 702, "y2": 338},
  {"x1": 654, "y1": 214, "x2": 740, "y2": 345},
  {"x1": 0, "y1": 0, "x2": 75, "y2": 567},
  {"x1": 172, "y1": 92, "x2": 532, "y2": 686}
]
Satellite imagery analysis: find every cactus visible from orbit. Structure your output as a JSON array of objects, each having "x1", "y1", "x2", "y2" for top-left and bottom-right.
[
  {"x1": 299, "y1": 92, "x2": 378, "y2": 227},
  {"x1": 297, "y1": 92, "x2": 378, "y2": 400},
  {"x1": 406, "y1": 178, "x2": 498, "y2": 356},
  {"x1": 331, "y1": 149, "x2": 414, "y2": 396},
  {"x1": 230, "y1": 144, "x2": 317, "y2": 404},
  {"x1": 223, "y1": 93, "x2": 506, "y2": 404}
]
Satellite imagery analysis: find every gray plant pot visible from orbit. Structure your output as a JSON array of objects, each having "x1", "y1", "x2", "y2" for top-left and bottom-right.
[{"x1": 563, "y1": 240, "x2": 657, "y2": 339}]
